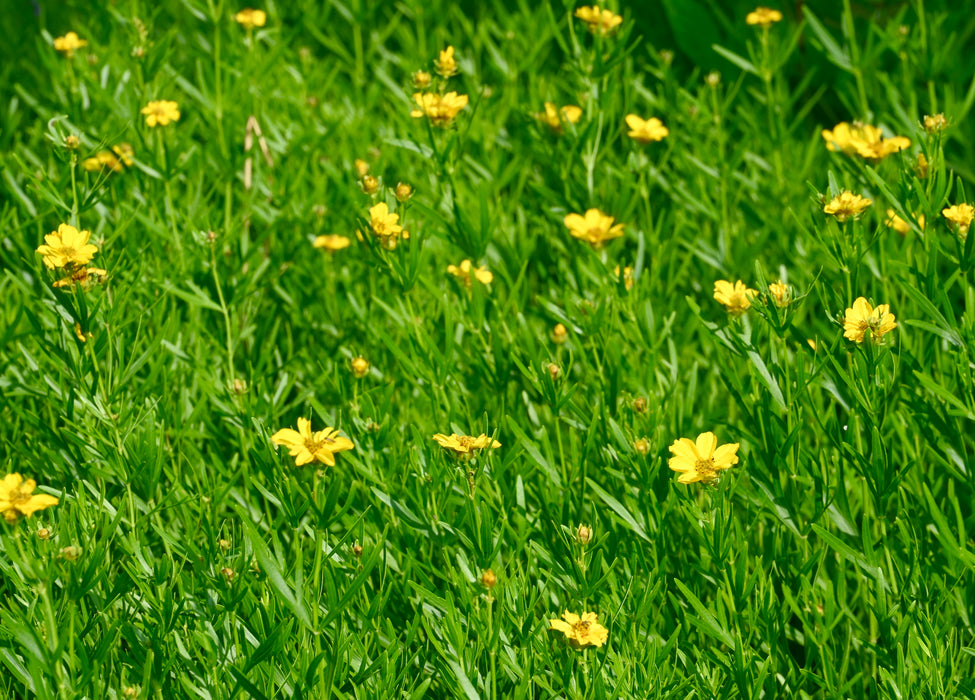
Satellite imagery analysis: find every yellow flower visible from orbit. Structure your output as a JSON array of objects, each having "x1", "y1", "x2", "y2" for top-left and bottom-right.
[
  {"x1": 366, "y1": 202, "x2": 404, "y2": 247},
  {"x1": 361, "y1": 175, "x2": 380, "y2": 195},
  {"x1": 534, "y1": 103, "x2": 583, "y2": 133},
  {"x1": 624, "y1": 115, "x2": 668, "y2": 143},
  {"x1": 823, "y1": 191, "x2": 872, "y2": 222},
  {"x1": 410, "y1": 91, "x2": 469, "y2": 127},
  {"x1": 713, "y1": 279, "x2": 757, "y2": 315},
  {"x1": 271, "y1": 418, "x2": 354, "y2": 467},
  {"x1": 234, "y1": 8, "x2": 267, "y2": 28},
  {"x1": 821, "y1": 121, "x2": 910, "y2": 161},
  {"x1": 435, "y1": 45, "x2": 459, "y2": 78},
  {"x1": 395, "y1": 182, "x2": 413, "y2": 201},
  {"x1": 548, "y1": 611, "x2": 609, "y2": 649},
  {"x1": 563, "y1": 209, "x2": 624, "y2": 248},
  {"x1": 36, "y1": 223, "x2": 99, "y2": 270},
  {"x1": 745, "y1": 7, "x2": 783, "y2": 26},
  {"x1": 0, "y1": 474, "x2": 59, "y2": 524},
  {"x1": 916, "y1": 152, "x2": 929, "y2": 178},
  {"x1": 942, "y1": 203, "x2": 974, "y2": 237},
  {"x1": 53, "y1": 266, "x2": 108, "y2": 289},
  {"x1": 351, "y1": 356, "x2": 370, "y2": 378},
  {"x1": 447, "y1": 259, "x2": 493, "y2": 287},
  {"x1": 313, "y1": 234, "x2": 351, "y2": 251},
  {"x1": 843, "y1": 297, "x2": 897, "y2": 344},
  {"x1": 768, "y1": 280, "x2": 790, "y2": 308},
  {"x1": 53, "y1": 32, "x2": 88, "y2": 57},
  {"x1": 412, "y1": 70, "x2": 432, "y2": 89},
  {"x1": 432, "y1": 433, "x2": 501, "y2": 460},
  {"x1": 141, "y1": 100, "x2": 181, "y2": 127},
  {"x1": 82, "y1": 143, "x2": 135, "y2": 173},
  {"x1": 923, "y1": 113, "x2": 947, "y2": 133},
  {"x1": 885, "y1": 209, "x2": 924, "y2": 235},
  {"x1": 354, "y1": 159, "x2": 370, "y2": 177},
  {"x1": 574, "y1": 6, "x2": 623, "y2": 36},
  {"x1": 667, "y1": 432, "x2": 740, "y2": 485},
  {"x1": 633, "y1": 437, "x2": 650, "y2": 455}
]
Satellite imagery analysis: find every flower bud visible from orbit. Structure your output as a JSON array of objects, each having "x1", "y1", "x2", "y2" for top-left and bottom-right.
[
  {"x1": 395, "y1": 182, "x2": 413, "y2": 202},
  {"x1": 361, "y1": 175, "x2": 379, "y2": 195},
  {"x1": 576, "y1": 524, "x2": 593, "y2": 545},
  {"x1": 351, "y1": 356, "x2": 370, "y2": 378},
  {"x1": 480, "y1": 569, "x2": 497, "y2": 588},
  {"x1": 552, "y1": 323, "x2": 568, "y2": 344}
]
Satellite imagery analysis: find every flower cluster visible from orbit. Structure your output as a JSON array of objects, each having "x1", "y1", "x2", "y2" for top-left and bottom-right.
[
  {"x1": 83, "y1": 143, "x2": 135, "y2": 173},
  {"x1": 447, "y1": 260, "x2": 493, "y2": 288},
  {"x1": 533, "y1": 102, "x2": 583, "y2": 134},
  {"x1": 410, "y1": 45, "x2": 468, "y2": 128}
]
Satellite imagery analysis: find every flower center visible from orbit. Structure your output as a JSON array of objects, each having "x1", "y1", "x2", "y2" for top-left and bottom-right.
[
  {"x1": 305, "y1": 436, "x2": 333, "y2": 453},
  {"x1": 694, "y1": 457, "x2": 717, "y2": 481},
  {"x1": 572, "y1": 620, "x2": 591, "y2": 635},
  {"x1": 10, "y1": 487, "x2": 30, "y2": 505}
]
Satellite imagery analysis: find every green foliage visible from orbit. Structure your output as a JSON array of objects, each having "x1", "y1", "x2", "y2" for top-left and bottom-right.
[{"x1": 1, "y1": 0, "x2": 974, "y2": 698}]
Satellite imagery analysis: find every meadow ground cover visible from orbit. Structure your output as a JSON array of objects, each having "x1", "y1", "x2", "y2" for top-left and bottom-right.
[{"x1": 1, "y1": 0, "x2": 975, "y2": 697}]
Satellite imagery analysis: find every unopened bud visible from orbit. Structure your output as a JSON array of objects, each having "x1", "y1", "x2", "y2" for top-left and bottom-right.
[
  {"x1": 576, "y1": 524, "x2": 593, "y2": 545},
  {"x1": 480, "y1": 568, "x2": 497, "y2": 588}
]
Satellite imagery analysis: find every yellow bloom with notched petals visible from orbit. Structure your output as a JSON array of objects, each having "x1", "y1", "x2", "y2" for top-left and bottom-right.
[
  {"x1": 271, "y1": 418, "x2": 354, "y2": 467},
  {"x1": 625, "y1": 115, "x2": 668, "y2": 143},
  {"x1": 745, "y1": 7, "x2": 783, "y2": 26},
  {"x1": 534, "y1": 103, "x2": 583, "y2": 133},
  {"x1": 366, "y1": 202, "x2": 403, "y2": 247},
  {"x1": 923, "y1": 113, "x2": 947, "y2": 133},
  {"x1": 942, "y1": 203, "x2": 974, "y2": 237},
  {"x1": 768, "y1": 280, "x2": 790, "y2": 308},
  {"x1": 36, "y1": 223, "x2": 99, "y2": 270},
  {"x1": 234, "y1": 8, "x2": 267, "y2": 28},
  {"x1": 821, "y1": 121, "x2": 910, "y2": 161},
  {"x1": 563, "y1": 209, "x2": 624, "y2": 248},
  {"x1": 824, "y1": 191, "x2": 872, "y2": 222},
  {"x1": 435, "y1": 45, "x2": 458, "y2": 78},
  {"x1": 714, "y1": 279, "x2": 756, "y2": 315},
  {"x1": 843, "y1": 297, "x2": 897, "y2": 344},
  {"x1": 141, "y1": 100, "x2": 181, "y2": 127},
  {"x1": 668, "y1": 432, "x2": 740, "y2": 485},
  {"x1": 0, "y1": 474, "x2": 59, "y2": 524},
  {"x1": 53, "y1": 32, "x2": 87, "y2": 57},
  {"x1": 447, "y1": 260, "x2": 493, "y2": 287},
  {"x1": 549, "y1": 611, "x2": 608, "y2": 649},
  {"x1": 574, "y1": 6, "x2": 623, "y2": 36},
  {"x1": 83, "y1": 144, "x2": 135, "y2": 173},
  {"x1": 432, "y1": 433, "x2": 501, "y2": 460},
  {"x1": 410, "y1": 91, "x2": 469, "y2": 127}
]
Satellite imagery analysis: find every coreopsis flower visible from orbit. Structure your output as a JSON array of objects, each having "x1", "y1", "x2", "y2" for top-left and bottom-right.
[
  {"x1": 549, "y1": 611, "x2": 609, "y2": 649},
  {"x1": 768, "y1": 280, "x2": 790, "y2": 307},
  {"x1": 563, "y1": 209, "x2": 625, "y2": 248},
  {"x1": 351, "y1": 356, "x2": 370, "y2": 378},
  {"x1": 53, "y1": 266, "x2": 108, "y2": 289},
  {"x1": 82, "y1": 143, "x2": 134, "y2": 173},
  {"x1": 53, "y1": 32, "x2": 87, "y2": 57},
  {"x1": 36, "y1": 223, "x2": 98, "y2": 270},
  {"x1": 435, "y1": 45, "x2": 458, "y2": 78},
  {"x1": 574, "y1": 6, "x2": 623, "y2": 36},
  {"x1": 745, "y1": 7, "x2": 783, "y2": 26},
  {"x1": 942, "y1": 203, "x2": 974, "y2": 237},
  {"x1": 270, "y1": 418, "x2": 354, "y2": 467},
  {"x1": 624, "y1": 115, "x2": 668, "y2": 143},
  {"x1": 447, "y1": 259, "x2": 493, "y2": 287},
  {"x1": 366, "y1": 202, "x2": 403, "y2": 247},
  {"x1": 843, "y1": 297, "x2": 897, "y2": 344},
  {"x1": 923, "y1": 113, "x2": 947, "y2": 133},
  {"x1": 668, "y1": 432, "x2": 740, "y2": 485},
  {"x1": 823, "y1": 191, "x2": 872, "y2": 222},
  {"x1": 234, "y1": 8, "x2": 267, "y2": 28},
  {"x1": 821, "y1": 121, "x2": 910, "y2": 161},
  {"x1": 432, "y1": 433, "x2": 501, "y2": 460},
  {"x1": 412, "y1": 70, "x2": 432, "y2": 89},
  {"x1": 410, "y1": 91, "x2": 469, "y2": 127},
  {"x1": 885, "y1": 209, "x2": 924, "y2": 235},
  {"x1": 141, "y1": 100, "x2": 181, "y2": 127},
  {"x1": 313, "y1": 234, "x2": 351, "y2": 251},
  {"x1": 713, "y1": 279, "x2": 757, "y2": 315},
  {"x1": 534, "y1": 103, "x2": 583, "y2": 133},
  {"x1": 0, "y1": 474, "x2": 59, "y2": 524}
]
